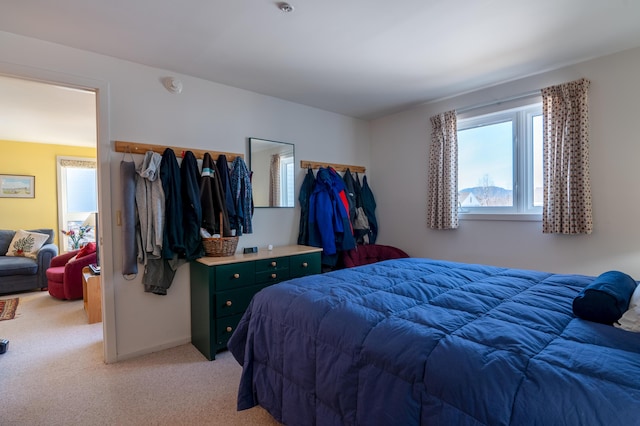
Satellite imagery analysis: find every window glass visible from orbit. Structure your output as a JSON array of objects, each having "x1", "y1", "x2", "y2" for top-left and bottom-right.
[
  {"x1": 457, "y1": 103, "x2": 542, "y2": 216},
  {"x1": 458, "y1": 120, "x2": 513, "y2": 207}
]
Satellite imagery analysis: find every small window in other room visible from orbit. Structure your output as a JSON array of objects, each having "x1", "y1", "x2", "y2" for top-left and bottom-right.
[{"x1": 457, "y1": 101, "x2": 542, "y2": 219}]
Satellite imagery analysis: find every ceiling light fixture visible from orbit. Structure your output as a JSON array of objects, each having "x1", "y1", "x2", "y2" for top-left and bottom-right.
[{"x1": 277, "y1": 2, "x2": 294, "y2": 13}]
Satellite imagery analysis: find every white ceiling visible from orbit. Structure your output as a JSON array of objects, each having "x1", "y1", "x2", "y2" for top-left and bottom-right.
[{"x1": 2, "y1": 0, "x2": 640, "y2": 145}]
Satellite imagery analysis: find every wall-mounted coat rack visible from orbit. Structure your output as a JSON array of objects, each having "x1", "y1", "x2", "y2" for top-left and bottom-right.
[
  {"x1": 300, "y1": 160, "x2": 366, "y2": 174},
  {"x1": 115, "y1": 140, "x2": 243, "y2": 161}
]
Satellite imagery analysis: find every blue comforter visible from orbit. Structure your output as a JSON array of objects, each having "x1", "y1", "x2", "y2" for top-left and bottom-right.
[{"x1": 228, "y1": 258, "x2": 640, "y2": 425}]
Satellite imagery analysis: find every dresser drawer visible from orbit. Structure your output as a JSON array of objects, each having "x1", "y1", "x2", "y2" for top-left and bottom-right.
[
  {"x1": 215, "y1": 262, "x2": 255, "y2": 291},
  {"x1": 255, "y1": 257, "x2": 289, "y2": 272},
  {"x1": 215, "y1": 284, "x2": 266, "y2": 318},
  {"x1": 290, "y1": 252, "x2": 321, "y2": 278},
  {"x1": 215, "y1": 313, "x2": 244, "y2": 349},
  {"x1": 256, "y1": 268, "x2": 290, "y2": 284}
]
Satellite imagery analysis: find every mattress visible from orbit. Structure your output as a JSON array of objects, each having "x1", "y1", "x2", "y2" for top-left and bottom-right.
[{"x1": 228, "y1": 258, "x2": 640, "y2": 425}]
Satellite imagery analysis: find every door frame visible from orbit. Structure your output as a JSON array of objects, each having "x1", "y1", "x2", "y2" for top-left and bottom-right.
[{"x1": 0, "y1": 62, "x2": 116, "y2": 363}]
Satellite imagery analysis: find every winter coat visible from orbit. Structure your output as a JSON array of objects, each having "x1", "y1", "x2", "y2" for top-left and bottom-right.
[
  {"x1": 309, "y1": 167, "x2": 355, "y2": 266},
  {"x1": 135, "y1": 151, "x2": 165, "y2": 265},
  {"x1": 297, "y1": 168, "x2": 315, "y2": 245},
  {"x1": 230, "y1": 157, "x2": 253, "y2": 235},
  {"x1": 200, "y1": 153, "x2": 231, "y2": 236},
  {"x1": 180, "y1": 151, "x2": 204, "y2": 261},
  {"x1": 360, "y1": 175, "x2": 378, "y2": 244}
]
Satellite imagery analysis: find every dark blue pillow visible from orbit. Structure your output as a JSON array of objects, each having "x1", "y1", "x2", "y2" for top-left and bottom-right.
[{"x1": 573, "y1": 271, "x2": 637, "y2": 325}]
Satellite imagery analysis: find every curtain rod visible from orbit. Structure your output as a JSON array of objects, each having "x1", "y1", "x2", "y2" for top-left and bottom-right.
[{"x1": 456, "y1": 89, "x2": 541, "y2": 114}]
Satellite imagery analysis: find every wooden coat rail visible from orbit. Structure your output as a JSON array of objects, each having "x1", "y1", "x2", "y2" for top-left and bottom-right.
[
  {"x1": 115, "y1": 140, "x2": 243, "y2": 161},
  {"x1": 300, "y1": 160, "x2": 366, "y2": 174}
]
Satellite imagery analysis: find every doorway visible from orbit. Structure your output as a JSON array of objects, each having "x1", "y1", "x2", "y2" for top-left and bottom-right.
[{"x1": 0, "y1": 69, "x2": 114, "y2": 363}]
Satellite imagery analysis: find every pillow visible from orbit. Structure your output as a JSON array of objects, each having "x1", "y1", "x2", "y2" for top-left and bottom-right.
[
  {"x1": 573, "y1": 271, "x2": 637, "y2": 325},
  {"x1": 5, "y1": 229, "x2": 50, "y2": 259},
  {"x1": 76, "y1": 242, "x2": 96, "y2": 259}
]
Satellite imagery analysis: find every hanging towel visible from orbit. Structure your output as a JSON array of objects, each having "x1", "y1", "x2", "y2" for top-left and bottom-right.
[{"x1": 120, "y1": 160, "x2": 138, "y2": 277}]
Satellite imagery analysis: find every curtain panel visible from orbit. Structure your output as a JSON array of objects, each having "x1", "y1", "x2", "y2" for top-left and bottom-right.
[
  {"x1": 542, "y1": 78, "x2": 593, "y2": 234},
  {"x1": 269, "y1": 154, "x2": 281, "y2": 207},
  {"x1": 427, "y1": 110, "x2": 458, "y2": 230}
]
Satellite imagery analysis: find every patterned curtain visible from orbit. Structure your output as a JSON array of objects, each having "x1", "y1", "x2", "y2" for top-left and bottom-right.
[
  {"x1": 542, "y1": 78, "x2": 593, "y2": 234},
  {"x1": 269, "y1": 154, "x2": 281, "y2": 207},
  {"x1": 427, "y1": 110, "x2": 458, "y2": 229}
]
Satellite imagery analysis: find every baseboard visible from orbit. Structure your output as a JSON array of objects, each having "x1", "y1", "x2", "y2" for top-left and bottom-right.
[{"x1": 115, "y1": 337, "x2": 191, "y2": 362}]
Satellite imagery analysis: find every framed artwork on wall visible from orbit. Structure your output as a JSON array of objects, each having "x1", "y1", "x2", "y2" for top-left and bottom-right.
[{"x1": 0, "y1": 174, "x2": 35, "y2": 198}]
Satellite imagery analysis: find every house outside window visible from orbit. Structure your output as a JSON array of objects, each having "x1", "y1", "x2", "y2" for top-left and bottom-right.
[{"x1": 457, "y1": 101, "x2": 542, "y2": 220}]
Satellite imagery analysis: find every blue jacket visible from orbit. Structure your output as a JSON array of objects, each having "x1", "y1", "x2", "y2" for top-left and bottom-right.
[{"x1": 309, "y1": 167, "x2": 355, "y2": 266}]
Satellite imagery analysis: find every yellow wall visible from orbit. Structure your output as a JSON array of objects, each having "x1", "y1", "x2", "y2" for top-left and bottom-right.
[{"x1": 0, "y1": 140, "x2": 97, "y2": 245}]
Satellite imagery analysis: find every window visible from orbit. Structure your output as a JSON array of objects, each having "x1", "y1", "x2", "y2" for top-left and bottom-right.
[
  {"x1": 457, "y1": 102, "x2": 542, "y2": 218},
  {"x1": 56, "y1": 156, "x2": 98, "y2": 251},
  {"x1": 279, "y1": 154, "x2": 295, "y2": 207}
]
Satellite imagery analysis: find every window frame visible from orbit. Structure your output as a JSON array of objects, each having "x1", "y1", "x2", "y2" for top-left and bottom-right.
[{"x1": 457, "y1": 101, "x2": 542, "y2": 220}]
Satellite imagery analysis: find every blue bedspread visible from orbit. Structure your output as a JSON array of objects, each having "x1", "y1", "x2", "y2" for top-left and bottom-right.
[{"x1": 228, "y1": 258, "x2": 640, "y2": 425}]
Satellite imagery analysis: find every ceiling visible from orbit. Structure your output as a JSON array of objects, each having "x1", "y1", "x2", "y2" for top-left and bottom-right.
[{"x1": 2, "y1": 0, "x2": 640, "y2": 146}]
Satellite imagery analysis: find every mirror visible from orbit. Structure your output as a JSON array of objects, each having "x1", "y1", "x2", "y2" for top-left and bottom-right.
[{"x1": 249, "y1": 138, "x2": 295, "y2": 208}]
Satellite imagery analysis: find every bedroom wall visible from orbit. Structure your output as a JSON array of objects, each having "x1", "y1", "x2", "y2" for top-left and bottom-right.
[
  {"x1": 371, "y1": 46, "x2": 640, "y2": 278},
  {"x1": 0, "y1": 31, "x2": 370, "y2": 361}
]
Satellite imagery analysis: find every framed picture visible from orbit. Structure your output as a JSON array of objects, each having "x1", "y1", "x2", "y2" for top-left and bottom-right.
[{"x1": 0, "y1": 174, "x2": 35, "y2": 198}]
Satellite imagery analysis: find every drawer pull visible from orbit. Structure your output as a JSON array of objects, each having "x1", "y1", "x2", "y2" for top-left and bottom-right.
[
  {"x1": 271, "y1": 273, "x2": 277, "y2": 279},
  {"x1": 226, "y1": 326, "x2": 233, "y2": 333},
  {"x1": 271, "y1": 261, "x2": 277, "y2": 267},
  {"x1": 225, "y1": 300, "x2": 232, "y2": 307},
  {"x1": 233, "y1": 273, "x2": 240, "y2": 279},
  {"x1": 302, "y1": 262, "x2": 308, "y2": 268}
]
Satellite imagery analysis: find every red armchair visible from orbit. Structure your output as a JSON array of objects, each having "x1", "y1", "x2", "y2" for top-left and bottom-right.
[{"x1": 46, "y1": 243, "x2": 97, "y2": 300}]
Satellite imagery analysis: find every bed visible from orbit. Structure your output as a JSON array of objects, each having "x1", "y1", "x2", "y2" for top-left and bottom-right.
[{"x1": 227, "y1": 258, "x2": 640, "y2": 425}]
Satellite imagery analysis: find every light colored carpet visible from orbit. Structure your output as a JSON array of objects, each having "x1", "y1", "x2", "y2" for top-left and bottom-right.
[{"x1": 0, "y1": 291, "x2": 280, "y2": 426}]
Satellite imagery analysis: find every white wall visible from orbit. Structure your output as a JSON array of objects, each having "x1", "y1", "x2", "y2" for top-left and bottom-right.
[
  {"x1": 371, "y1": 46, "x2": 640, "y2": 278},
  {"x1": 0, "y1": 31, "x2": 370, "y2": 361}
]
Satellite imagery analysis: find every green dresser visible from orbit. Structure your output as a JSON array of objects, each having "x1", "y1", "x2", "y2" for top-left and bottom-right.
[{"x1": 190, "y1": 245, "x2": 322, "y2": 360}]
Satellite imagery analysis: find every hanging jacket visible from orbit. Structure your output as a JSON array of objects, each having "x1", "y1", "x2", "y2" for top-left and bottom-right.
[
  {"x1": 230, "y1": 156, "x2": 253, "y2": 235},
  {"x1": 180, "y1": 151, "x2": 204, "y2": 261},
  {"x1": 342, "y1": 169, "x2": 358, "y2": 228},
  {"x1": 216, "y1": 155, "x2": 237, "y2": 229},
  {"x1": 297, "y1": 168, "x2": 315, "y2": 245},
  {"x1": 309, "y1": 167, "x2": 355, "y2": 266},
  {"x1": 135, "y1": 151, "x2": 165, "y2": 265},
  {"x1": 160, "y1": 148, "x2": 184, "y2": 259},
  {"x1": 360, "y1": 175, "x2": 378, "y2": 244},
  {"x1": 200, "y1": 153, "x2": 231, "y2": 236}
]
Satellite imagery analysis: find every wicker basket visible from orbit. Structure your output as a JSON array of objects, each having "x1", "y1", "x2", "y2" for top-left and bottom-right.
[{"x1": 202, "y1": 213, "x2": 239, "y2": 257}]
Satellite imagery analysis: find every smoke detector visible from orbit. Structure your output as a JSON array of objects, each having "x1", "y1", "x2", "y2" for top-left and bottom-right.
[{"x1": 277, "y1": 2, "x2": 294, "y2": 13}]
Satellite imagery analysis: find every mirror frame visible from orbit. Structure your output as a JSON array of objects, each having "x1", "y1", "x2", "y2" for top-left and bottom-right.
[{"x1": 249, "y1": 137, "x2": 295, "y2": 208}]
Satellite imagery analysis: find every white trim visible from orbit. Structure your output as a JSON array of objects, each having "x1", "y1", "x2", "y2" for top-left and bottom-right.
[
  {"x1": 459, "y1": 213, "x2": 542, "y2": 222},
  {"x1": 0, "y1": 62, "x2": 116, "y2": 364}
]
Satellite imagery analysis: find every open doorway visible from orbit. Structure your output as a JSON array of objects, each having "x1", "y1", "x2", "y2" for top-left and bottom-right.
[{"x1": 0, "y1": 75, "x2": 102, "y2": 337}]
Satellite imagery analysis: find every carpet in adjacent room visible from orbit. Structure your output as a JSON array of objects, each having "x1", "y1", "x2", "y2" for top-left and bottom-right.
[{"x1": 0, "y1": 297, "x2": 19, "y2": 321}]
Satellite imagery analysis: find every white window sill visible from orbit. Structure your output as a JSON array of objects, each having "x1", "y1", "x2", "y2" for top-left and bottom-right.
[{"x1": 459, "y1": 213, "x2": 542, "y2": 222}]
